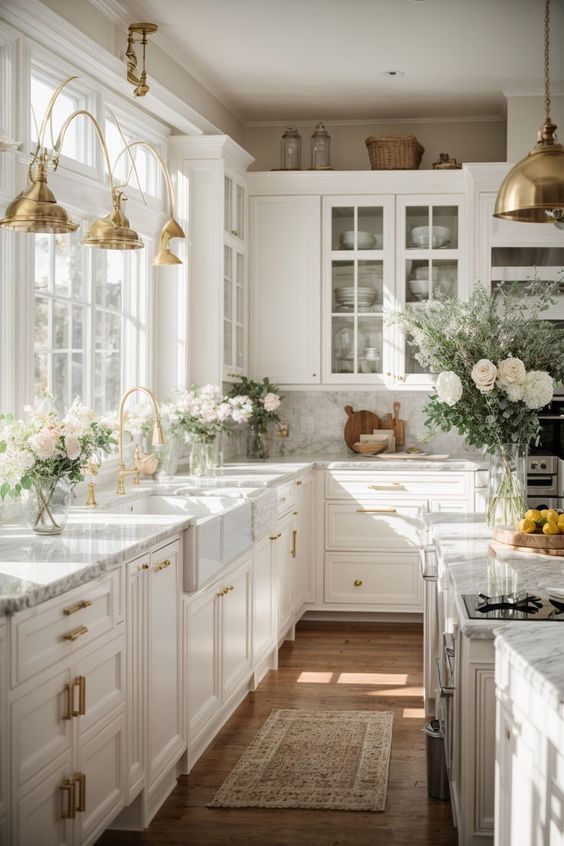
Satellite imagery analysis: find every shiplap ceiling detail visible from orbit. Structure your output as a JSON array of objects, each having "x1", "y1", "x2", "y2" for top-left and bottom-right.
[{"x1": 116, "y1": 0, "x2": 564, "y2": 122}]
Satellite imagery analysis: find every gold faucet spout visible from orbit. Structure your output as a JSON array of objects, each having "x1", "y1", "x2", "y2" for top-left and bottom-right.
[{"x1": 117, "y1": 386, "x2": 165, "y2": 495}]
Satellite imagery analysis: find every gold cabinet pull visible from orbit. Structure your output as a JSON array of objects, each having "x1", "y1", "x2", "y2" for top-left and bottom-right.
[
  {"x1": 367, "y1": 483, "x2": 406, "y2": 491},
  {"x1": 74, "y1": 772, "x2": 86, "y2": 812},
  {"x1": 356, "y1": 507, "x2": 397, "y2": 513},
  {"x1": 61, "y1": 779, "x2": 76, "y2": 819},
  {"x1": 269, "y1": 532, "x2": 282, "y2": 541},
  {"x1": 154, "y1": 558, "x2": 171, "y2": 572},
  {"x1": 296, "y1": 480, "x2": 302, "y2": 486},
  {"x1": 353, "y1": 579, "x2": 363, "y2": 587},
  {"x1": 137, "y1": 562, "x2": 150, "y2": 573},
  {"x1": 228, "y1": 585, "x2": 234, "y2": 592},
  {"x1": 63, "y1": 599, "x2": 92, "y2": 616},
  {"x1": 216, "y1": 589, "x2": 225, "y2": 597},
  {"x1": 73, "y1": 675, "x2": 86, "y2": 717},
  {"x1": 291, "y1": 529, "x2": 297, "y2": 559},
  {"x1": 63, "y1": 625, "x2": 88, "y2": 642},
  {"x1": 63, "y1": 683, "x2": 73, "y2": 720}
]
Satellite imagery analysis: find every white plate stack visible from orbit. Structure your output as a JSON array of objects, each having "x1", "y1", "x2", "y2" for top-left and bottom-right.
[{"x1": 334, "y1": 286, "x2": 378, "y2": 311}]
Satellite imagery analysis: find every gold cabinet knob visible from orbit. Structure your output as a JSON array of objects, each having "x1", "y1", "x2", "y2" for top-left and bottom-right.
[{"x1": 353, "y1": 579, "x2": 363, "y2": 587}]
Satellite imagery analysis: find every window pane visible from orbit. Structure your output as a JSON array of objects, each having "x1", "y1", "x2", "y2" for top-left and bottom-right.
[
  {"x1": 30, "y1": 75, "x2": 80, "y2": 160},
  {"x1": 34, "y1": 353, "x2": 48, "y2": 401},
  {"x1": 55, "y1": 232, "x2": 82, "y2": 298},
  {"x1": 34, "y1": 234, "x2": 51, "y2": 291},
  {"x1": 34, "y1": 298, "x2": 49, "y2": 348},
  {"x1": 95, "y1": 251, "x2": 124, "y2": 309},
  {"x1": 72, "y1": 305, "x2": 84, "y2": 349},
  {"x1": 53, "y1": 301, "x2": 69, "y2": 349},
  {"x1": 52, "y1": 352, "x2": 68, "y2": 413},
  {"x1": 95, "y1": 311, "x2": 121, "y2": 351},
  {"x1": 105, "y1": 118, "x2": 129, "y2": 183},
  {"x1": 71, "y1": 353, "x2": 83, "y2": 401},
  {"x1": 94, "y1": 351, "x2": 121, "y2": 414}
]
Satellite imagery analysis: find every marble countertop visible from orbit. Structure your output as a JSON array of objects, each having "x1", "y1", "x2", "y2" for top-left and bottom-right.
[
  {"x1": 495, "y1": 626, "x2": 564, "y2": 718},
  {"x1": 224, "y1": 454, "x2": 486, "y2": 473},
  {"x1": 429, "y1": 513, "x2": 564, "y2": 639}
]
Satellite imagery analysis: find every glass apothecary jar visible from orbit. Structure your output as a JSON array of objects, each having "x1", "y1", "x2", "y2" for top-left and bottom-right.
[
  {"x1": 310, "y1": 122, "x2": 331, "y2": 170},
  {"x1": 280, "y1": 126, "x2": 301, "y2": 170}
]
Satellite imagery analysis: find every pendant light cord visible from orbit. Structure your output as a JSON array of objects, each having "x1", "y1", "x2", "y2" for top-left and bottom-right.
[{"x1": 544, "y1": 0, "x2": 551, "y2": 122}]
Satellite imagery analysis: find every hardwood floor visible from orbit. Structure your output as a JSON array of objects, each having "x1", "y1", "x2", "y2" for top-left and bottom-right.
[{"x1": 98, "y1": 622, "x2": 457, "y2": 846}]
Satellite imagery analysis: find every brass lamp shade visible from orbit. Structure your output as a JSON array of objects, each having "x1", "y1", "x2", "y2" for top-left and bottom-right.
[
  {"x1": 0, "y1": 161, "x2": 79, "y2": 234},
  {"x1": 152, "y1": 217, "x2": 185, "y2": 266},
  {"x1": 81, "y1": 193, "x2": 143, "y2": 251},
  {"x1": 494, "y1": 125, "x2": 564, "y2": 223}
]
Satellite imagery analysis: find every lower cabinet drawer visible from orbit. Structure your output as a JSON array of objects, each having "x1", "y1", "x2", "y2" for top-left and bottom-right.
[
  {"x1": 326, "y1": 470, "x2": 471, "y2": 500},
  {"x1": 324, "y1": 552, "x2": 423, "y2": 609},
  {"x1": 325, "y1": 501, "x2": 422, "y2": 550},
  {"x1": 11, "y1": 569, "x2": 123, "y2": 687}
]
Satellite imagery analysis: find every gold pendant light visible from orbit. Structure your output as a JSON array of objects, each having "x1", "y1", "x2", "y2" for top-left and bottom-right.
[
  {"x1": 494, "y1": 0, "x2": 564, "y2": 224},
  {"x1": 0, "y1": 156, "x2": 79, "y2": 234},
  {"x1": 82, "y1": 191, "x2": 144, "y2": 251}
]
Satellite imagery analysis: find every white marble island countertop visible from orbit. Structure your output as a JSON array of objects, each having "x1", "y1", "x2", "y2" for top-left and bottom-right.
[
  {"x1": 222, "y1": 454, "x2": 486, "y2": 475},
  {"x1": 495, "y1": 626, "x2": 564, "y2": 718},
  {"x1": 429, "y1": 513, "x2": 564, "y2": 639}
]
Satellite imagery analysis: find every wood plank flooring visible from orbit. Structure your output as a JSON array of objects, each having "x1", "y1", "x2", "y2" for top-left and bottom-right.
[{"x1": 97, "y1": 622, "x2": 457, "y2": 846}]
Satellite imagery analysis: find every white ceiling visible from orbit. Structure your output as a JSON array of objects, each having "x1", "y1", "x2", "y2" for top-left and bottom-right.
[{"x1": 121, "y1": 0, "x2": 564, "y2": 122}]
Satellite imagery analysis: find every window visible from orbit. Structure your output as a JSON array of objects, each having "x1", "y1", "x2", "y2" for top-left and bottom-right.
[
  {"x1": 33, "y1": 229, "x2": 147, "y2": 415},
  {"x1": 105, "y1": 112, "x2": 161, "y2": 199},
  {"x1": 30, "y1": 69, "x2": 93, "y2": 166}
]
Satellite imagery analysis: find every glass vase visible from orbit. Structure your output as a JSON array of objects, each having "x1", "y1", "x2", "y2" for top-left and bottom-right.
[
  {"x1": 155, "y1": 432, "x2": 184, "y2": 481},
  {"x1": 189, "y1": 437, "x2": 216, "y2": 477},
  {"x1": 487, "y1": 443, "x2": 528, "y2": 529},
  {"x1": 246, "y1": 426, "x2": 272, "y2": 460},
  {"x1": 23, "y1": 476, "x2": 72, "y2": 535}
]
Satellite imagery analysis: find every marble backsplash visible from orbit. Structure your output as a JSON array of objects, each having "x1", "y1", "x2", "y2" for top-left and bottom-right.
[{"x1": 259, "y1": 390, "x2": 481, "y2": 459}]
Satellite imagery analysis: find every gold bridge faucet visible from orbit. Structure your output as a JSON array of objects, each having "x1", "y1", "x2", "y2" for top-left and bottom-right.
[{"x1": 117, "y1": 386, "x2": 165, "y2": 495}]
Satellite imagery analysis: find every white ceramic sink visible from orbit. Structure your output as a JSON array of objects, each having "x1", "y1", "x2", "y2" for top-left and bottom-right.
[{"x1": 106, "y1": 494, "x2": 243, "y2": 518}]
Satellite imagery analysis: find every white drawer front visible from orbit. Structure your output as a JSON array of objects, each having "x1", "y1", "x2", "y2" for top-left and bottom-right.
[
  {"x1": 12, "y1": 569, "x2": 123, "y2": 687},
  {"x1": 277, "y1": 482, "x2": 295, "y2": 517},
  {"x1": 325, "y1": 501, "x2": 422, "y2": 551},
  {"x1": 325, "y1": 552, "x2": 422, "y2": 609},
  {"x1": 326, "y1": 470, "x2": 471, "y2": 501}
]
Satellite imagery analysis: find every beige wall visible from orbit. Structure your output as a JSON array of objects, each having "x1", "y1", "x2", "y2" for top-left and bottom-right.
[
  {"x1": 506, "y1": 95, "x2": 564, "y2": 162},
  {"x1": 40, "y1": 0, "x2": 245, "y2": 143},
  {"x1": 243, "y1": 119, "x2": 507, "y2": 172}
]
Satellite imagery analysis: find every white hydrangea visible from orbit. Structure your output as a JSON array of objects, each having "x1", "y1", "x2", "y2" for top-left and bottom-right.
[
  {"x1": 435, "y1": 371, "x2": 463, "y2": 406},
  {"x1": 522, "y1": 371, "x2": 554, "y2": 409},
  {"x1": 502, "y1": 382, "x2": 526, "y2": 402}
]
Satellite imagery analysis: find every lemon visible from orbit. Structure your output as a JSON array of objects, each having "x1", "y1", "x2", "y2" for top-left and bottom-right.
[
  {"x1": 541, "y1": 509, "x2": 559, "y2": 524},
  {"x1": 558, "y1": 515, "x2": 564, "y2": 528},
  {"x1": 516, "y1": 518, "x2": 536, "y2": 534},
  {"x1": 543, "y1": 522, "x2": 560, "y2": 535},
  {"x1": 525, "y1": 509, "x2": 542, "y2": 522}
]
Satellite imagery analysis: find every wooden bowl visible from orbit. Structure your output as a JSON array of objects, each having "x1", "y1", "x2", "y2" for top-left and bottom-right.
[{"x1": 352, "y1": 441, "x2": 387, "y2": 455}]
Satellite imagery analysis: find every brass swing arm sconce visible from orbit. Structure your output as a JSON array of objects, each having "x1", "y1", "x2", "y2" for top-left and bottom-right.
[
  {"x1": 126, "y1": 23, "x2": 158, "y2": 97},
  {"x1": 0, "y1": 76, "x2": 185, "y2": 265}
]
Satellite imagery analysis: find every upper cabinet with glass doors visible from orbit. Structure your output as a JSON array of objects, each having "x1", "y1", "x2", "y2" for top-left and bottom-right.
[
  {"x1": 396, "y1": 195, "x2": 466, "y2": 383},
  {"x1": 323, "y1": 197, "x2": 394, "y2": 383},
  {"x1": 223, "y1": 172, "x2": 247, "y2": 380}
]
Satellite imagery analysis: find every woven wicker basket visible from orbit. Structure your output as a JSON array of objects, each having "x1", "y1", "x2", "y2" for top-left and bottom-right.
[{"x1": 365, "y1": 134, "x2": 424, "y2": 170}]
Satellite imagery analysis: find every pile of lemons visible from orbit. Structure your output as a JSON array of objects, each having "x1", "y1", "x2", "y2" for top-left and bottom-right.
[{"x1": 516, "y1": 509, "x2": 564, "y2": 536}]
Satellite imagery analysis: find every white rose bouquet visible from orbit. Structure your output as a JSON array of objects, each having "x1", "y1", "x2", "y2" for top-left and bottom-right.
[
  {"x1": 173, "y1": 385, "x2": 252, "y2": 442},
  {"x1": 391, "y1": 280, "x2": 564, "y2": 526}
]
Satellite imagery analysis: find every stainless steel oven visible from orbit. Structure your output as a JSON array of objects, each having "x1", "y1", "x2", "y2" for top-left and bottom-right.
[
  {"x1": 528, "y1": 393, "x2": 564, "y2": 509},
  {"x1": 420, "y1": 545, "x2": 438, "y2": 715},
  {"x1": 534, "y1": 393, "x2": 564, "y2": 460}
]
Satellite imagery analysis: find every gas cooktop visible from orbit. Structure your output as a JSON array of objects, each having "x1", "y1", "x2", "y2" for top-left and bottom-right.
[{"x1": 463, "y1": 592, "x2": 564, "y2": 621}]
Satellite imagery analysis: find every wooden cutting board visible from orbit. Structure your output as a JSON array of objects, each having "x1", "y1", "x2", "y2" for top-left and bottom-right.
[
  {"x1": 381, "y1": 401, "x2": 406, "y2": 447},
  {"x1": 492, "y1": 526, "x2": 564, "y2": 556},
  {"x1": 344, "y1": 406, "x2": 381, "y2": 452}
]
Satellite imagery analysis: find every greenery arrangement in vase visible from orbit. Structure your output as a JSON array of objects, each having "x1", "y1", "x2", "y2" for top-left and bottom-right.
[
  {"x1": 391, "y1": 281, "x2": 564, "y2": 528},
  {"x1": 228, "y1": 376, "x2": 282, "y2": 460},
  {"x1": 0, "y1": 397, "x2": 116, "y2": 534},
  {"x1": 172, "y1": 385, "x2": 252, "y2": 476}
]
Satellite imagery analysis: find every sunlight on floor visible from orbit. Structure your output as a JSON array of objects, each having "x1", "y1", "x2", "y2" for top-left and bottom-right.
[
  {"x1": 402, "y1": 708, "x2": 426, "y2": 718},
  {"x1": 367, "y1": 687, "x2": 423, "y2": 697},
  {"x1": 337, "y1": 672, "x2": 409, "y2": 685},
  {"x1": 296, "y1": 672, "x2": 335, "y2": 683}
]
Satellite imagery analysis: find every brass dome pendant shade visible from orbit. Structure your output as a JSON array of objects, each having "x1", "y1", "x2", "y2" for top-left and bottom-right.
[
  {"x1": 82, "y1": 192, "x2": 144, "y2": 251},
  {"x1": 0, "y1": 158, "x2": 79, "y2": 233},
  {"x1": 494, "y1": 0, "x2": 564, "y2": 224}
]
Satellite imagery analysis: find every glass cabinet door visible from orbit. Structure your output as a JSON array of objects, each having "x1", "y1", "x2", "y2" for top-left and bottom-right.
[
  {"x1": 223, "y1": 245, "x2": 233, "y2": 369},
  {"x1": 399, "y1": 197, "x2": 464, "y2": 381},
  {"x1": 326, "y1": 199, "x2": 391, "y2": 381},
  {"x1": 224, "y1": 174, "x2": 245, "y2": 241},
  {"x1": 223, "y1": 172, "x2": 247, "y2": 379}
]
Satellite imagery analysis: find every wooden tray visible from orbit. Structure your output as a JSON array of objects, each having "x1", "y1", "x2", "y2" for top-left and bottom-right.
[{"x1": 492, "y1": 526, "x2": 564, "y2": 557}]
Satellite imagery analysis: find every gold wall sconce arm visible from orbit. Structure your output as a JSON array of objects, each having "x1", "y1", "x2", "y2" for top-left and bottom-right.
[{"x1": 126, "y1": 23, "x2": 158, "y2": 97}]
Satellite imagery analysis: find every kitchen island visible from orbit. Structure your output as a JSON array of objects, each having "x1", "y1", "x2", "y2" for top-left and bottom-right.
[{"x1": 427, "y1": 513, "x2": 564, "y2": 846}]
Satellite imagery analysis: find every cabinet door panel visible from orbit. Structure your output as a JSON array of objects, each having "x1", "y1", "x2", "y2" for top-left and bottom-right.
[
  {"x1": 125, "y1": 556, "x2": 149, "y2": 799},
  {"x1": 185, "y1": 588, "x2": 220, "y2": 740},
  {"x1": 275, "y1": 514, "x2": 295, "y2": 638},
  {"x1": 252, "y1": 537, "x2": 276, "y2": 663},
  {"x1": 251, "y1": 196, "x2": 321, "y2": 384},
  {"x1": 76, "y1": 631, "x2": 125, "y2": 738},
  {"x1": 148, "y1": 542, "x2": 183, "y2": 785},
  {"x1": 221, "y1": 560, "x2": 252, "y2": 702},
  {"x1": 325, "y1": 552, "x2": 422, "y2": 609},
  {"x1": 15, "y1": 758, "x2": 73, "y2": 846},
  {"x1": 0, "y1": 622, "x2": 6, "y2": 823},
  {"x1": 75, "y1": 712, "x2": 126, "y2": 846},
  {"x1": 325, "y1": 501, "x2": 421, "y2": 550},
  {"x1": 294, "y1": 477, "x2": 313, "y2": 609}
]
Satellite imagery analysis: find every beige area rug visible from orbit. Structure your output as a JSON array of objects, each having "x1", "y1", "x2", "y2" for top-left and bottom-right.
[{"x1": 208, "y1": 709, "x2": 393, "y2": 812}]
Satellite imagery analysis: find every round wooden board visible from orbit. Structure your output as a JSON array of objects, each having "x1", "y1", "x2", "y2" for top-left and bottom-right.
[
  {"x1": 343, "y1": 406, "x2": 381, "y2": 452},
  {"x1": 492, "y1": 526, "x2": 564, "y2": 556}
]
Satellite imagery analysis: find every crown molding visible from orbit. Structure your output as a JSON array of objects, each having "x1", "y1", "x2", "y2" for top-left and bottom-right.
[
  {"x1": 0, "y1": 0, "x2": 219, "y2": 136},
  {"x1": 246, "y1": 168, "x2": 470, "y2": 196},
  {"x1": 244, "y1": 114, "x2": 505, "y2": 128},
  {"x1": 169, "y1": 135, "x2": 254, "y2": 171}
]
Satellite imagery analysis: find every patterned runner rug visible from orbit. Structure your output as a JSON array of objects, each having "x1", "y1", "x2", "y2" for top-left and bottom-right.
[{"x1": 208, "y1": 708, "x2": 393, "y2": 812}]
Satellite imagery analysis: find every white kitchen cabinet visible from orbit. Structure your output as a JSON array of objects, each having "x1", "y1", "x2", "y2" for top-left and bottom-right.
[
  {"x1": 125, "y1": 540, "x2": 184, "y2": 813},
  {"x1": 325, "y1": 552, "x2": 422, "y2": 609},
  {"x1": 10, "y1": 627, "x2": 126, "y2": 846},
  {"x1": 250, "y1": 195, "x2": 321, "y2": 384},
  {"x1": 274, "y1": 510, "x2": 295, "y2": 641},
  {"x1": 252, "y1": 534, "x2": 277, "y2": 670},
  {"x1": 0, "y1": 620, "x2": 7, "y2": 843},
  {"x1": 184, "y1": 554, "x2": 252, "y2": 768},
  {"x1": 169, "y1": 136, "x2": 253, "y2": 386}
]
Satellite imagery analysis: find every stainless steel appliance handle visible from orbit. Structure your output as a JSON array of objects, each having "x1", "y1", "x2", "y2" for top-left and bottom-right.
[
  {"x1": 537, "y1": 415, "x2": 564, "y2": 420},
  {"x1": 419, "y1": 545, "x2": 438, "y2": 581},
  {"x1": 436, "y1": 657, "x2": 455, "y2": 697},
  {"x1": 443, "y1": 632, "x2": 455, "y2": 677}
]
